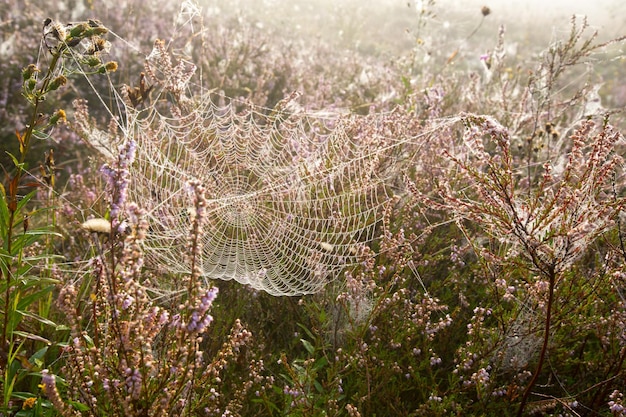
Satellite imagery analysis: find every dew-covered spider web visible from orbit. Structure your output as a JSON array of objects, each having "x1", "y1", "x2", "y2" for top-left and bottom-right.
[
  {"x1": 81, "y1": 40, "x2": 457, "y2": 296},
  {"x1": 120, "y1": 94, "x2": 396, "y2": 296}
]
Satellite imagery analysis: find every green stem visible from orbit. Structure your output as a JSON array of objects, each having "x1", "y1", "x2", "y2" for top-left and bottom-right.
[{"x1": 1, "y1": 46, "x2": 63, "y2": 370}]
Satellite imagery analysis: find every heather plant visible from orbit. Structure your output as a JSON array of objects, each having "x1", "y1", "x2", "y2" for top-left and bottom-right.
[
  {"x1": 2, "y1": 1, "x2": 626, "y2": 416},
  {"x1": 188, "y1": 8, "x2": 402, "y2": 113},
  {"x1": 406, "y1": 113, "x2": 626, "y2": 414},
  {"x1": 58, "y1": 5, "x2": 626, "y2": 415},
  {"x1": 247, "y1": 198, "x2": 458, "y2": 415},
  {"x1": 45, "y1": 172, "x2": 269, "y2": 416},
  {"x1": 463, "y1": 15, "x2": 626, "y2": 142}
]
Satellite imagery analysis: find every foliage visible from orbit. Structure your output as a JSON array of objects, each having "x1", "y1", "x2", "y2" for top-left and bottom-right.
[{"x1": 1, "y1": 0, "x2": 626, "y2": 416}]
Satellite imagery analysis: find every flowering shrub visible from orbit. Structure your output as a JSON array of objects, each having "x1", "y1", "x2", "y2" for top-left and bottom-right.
[
  {"x1": 1, "y1": 0, "x2": 626, "y2": 416},
  {"x1": 42, "y1": 149, "x2": 269, "y2": 415}
]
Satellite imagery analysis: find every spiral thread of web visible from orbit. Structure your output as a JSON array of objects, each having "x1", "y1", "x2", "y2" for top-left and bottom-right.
[{"x1": 126, "y1": 95, "x2": 390, "y2": 295}]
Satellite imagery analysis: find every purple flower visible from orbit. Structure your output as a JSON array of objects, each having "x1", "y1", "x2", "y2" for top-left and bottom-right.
[
  {"x1": 186, "y1": 287, "x2": 219, "y2": 334},
  {"x1": 121, "y1": 295, "x2": 134, "y2": 309},
  {"x1": 41, "y1": 369, "x2": 55, "y2": 387},
  {"x1": 100, "y1": 140, "x2": 137, "y2": 224}
]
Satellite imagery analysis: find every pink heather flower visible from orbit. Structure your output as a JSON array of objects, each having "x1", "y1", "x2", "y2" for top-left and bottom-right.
[
  {"x1": 101, "y1": 139, "x2": 137, "y2": 225},
  {"x1": 158, "y1": 311, "x2": 170, "y2": 325},
  {"x1": 41, "y1": 369, "x2": 55, "y2": 387},
  {"x1": 187, "y1": 287, "x2": 218, "y2": 333},
  {"x1": 430, "y1": 355, "x2": 442, "y2": 366},
  {"x1": 125, "y1": 368, "x2": 142, "y2": 399},
  {"x1": 471, "y1": 367, "x2": 491, "y2": 386},
  {"x1": 121, "y1": 295, "x2": 134, "y2": 309}
]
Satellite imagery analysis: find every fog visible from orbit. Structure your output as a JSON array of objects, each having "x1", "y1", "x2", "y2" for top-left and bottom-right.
[
  {"x1": 198, "y1": 0, "x2": 625, "y2": 56},
  {"x1": 450, "y1": 0, "x2": 621, "y2": 20},
  {"x1": 451, "y1": 0, "x2": 623, "y2": 33}
]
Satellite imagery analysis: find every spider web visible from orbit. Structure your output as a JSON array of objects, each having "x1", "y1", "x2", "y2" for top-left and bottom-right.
[{"x1": 117, "y1": 89, "x2": 401, "y2": 296}]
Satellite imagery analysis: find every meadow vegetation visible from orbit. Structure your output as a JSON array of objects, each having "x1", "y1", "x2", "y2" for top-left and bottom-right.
[{"x1": 1, "y1": 0, "x2": 626, "y2": 415}]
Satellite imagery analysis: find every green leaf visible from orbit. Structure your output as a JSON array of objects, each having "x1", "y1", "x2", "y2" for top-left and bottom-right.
[
  {"x1": 15, "y1": 276, "x2": 60, "y2": 291},
  {"x1": 81, "y1": 334, "x2": 95, "y2": 349},
  {"x1": 300, "y1": 338, "x2": 315, "y2": 355},
  {"x1": 313, "y1": 356, "x2": 328, "y2": 371},
  {"x1": 11, "y1": 391, "x2": 38, "y2": 400},
  {"x1": 19, "y1": 312, "x2": 58, "y2": 329},
  {"x1": 17, "y1": 286, "x2": 56, "y2": 311},
  {"x1": 313, "y1": 380, "x2": 324, "y2": 393},
  {"x1": 30, "y1": 346, "x2": 49, "y2": 368},
  {"x1": 0, "y1": 187, "x2": 8, "y2": 237},
  {"x1": 11, "y1": 230, "x2": 62, "y2": 255},
  {"x1": 6, "y1": 290, "x2": 24, "y2": 334},
  {"x1": 5, "y1": 151, "x2": 22, "y2": 169},
  {"x1": 401, "y1": 75, "x2": 411, "y2": 91},
  {"x1": 67, "y1": 400, "x2": 90, "y2": 412},
  {"x1": 296, "y1": 323, "x2": 316, "y2": 341},
  {"x1": 16, "y1": 190, "x2": 36, "y2": 212},
  {"x1": 12, "y1": 332, "x2": 51, "y2": 345},
  {"x1": 3, "y1": 368, "x2": 18, "y2": 407}
]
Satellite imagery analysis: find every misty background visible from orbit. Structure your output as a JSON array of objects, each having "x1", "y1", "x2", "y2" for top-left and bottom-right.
[{"x1": 186, "y1": 0, "x2": 625, "y2": 62}]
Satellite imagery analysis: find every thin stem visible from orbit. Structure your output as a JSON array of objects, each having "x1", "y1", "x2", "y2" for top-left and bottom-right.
[
  {"x1": 516, "y1": 270, "x2": 556, "y2": 417},
  {"x1": 466, "y1": 16, "x2": 486, "y2": 41},
  {"x1": 20, "y1": 51, "x2": 62, "y2": 166},
  {"x1": 1, "y1": 248, "x2": 14, "y2": 369}
]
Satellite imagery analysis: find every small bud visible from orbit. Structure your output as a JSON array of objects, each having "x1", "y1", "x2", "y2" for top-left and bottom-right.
[
  {"x1": 86, "y1": 56, "x2": 101, "y2": 67},
  {"x1": 85, "y1": 26, "x2": 108, "y2": 37},
  {"x1": 48, "y1": 75, "x2": 67, "y2": 91},
  {"x1": 49, "y1": 109, "x2": 67, "y2": 125},
  {"x1": 481, "y1": 6, "x2": 491, "y2": 16},
  {"x1": 22, "y1": 64, "x2": 39, "y2": 81},
  {"x1": 68, "y1": 22, "x2": 88, "y2": 38}
]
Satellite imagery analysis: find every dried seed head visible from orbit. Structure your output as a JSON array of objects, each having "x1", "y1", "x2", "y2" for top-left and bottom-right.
[
  {"x1": 94, "y1": 38, "x2": 107, "y2": 52},
  {"x1": 104, "y1": 61, "x2": 118, "y2": 72},
  {"x1": 320, "y1": 242, "x2": 334, "y2": 252}
]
